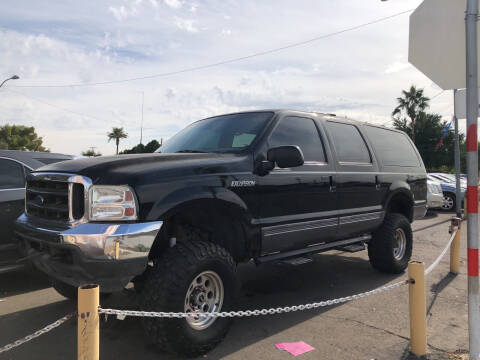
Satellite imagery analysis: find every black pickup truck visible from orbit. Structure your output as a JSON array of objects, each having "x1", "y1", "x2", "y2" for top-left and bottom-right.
[{"x1": 15, "y1": 110, "x2": 427, "y2": 356}]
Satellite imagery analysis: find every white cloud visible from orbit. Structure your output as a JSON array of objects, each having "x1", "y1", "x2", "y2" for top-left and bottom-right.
[
  {"x1": 174, "y1": 17, "x2": 198, "y2": 33},
  {"x1": 190, "y1": 3, "x2": 198, "y2": 12},
  {"x1": 1, "y1": 0, "x2": 451, "y2": 157},
  {"x1": 164, "y1": 0, "x2": 182, "y2": 9},
  {"x1": 108, "y1": 6, "x2": 130, "y2": 21},
  {"x1": 384, "y1": 61, "x2": 411, "y2": 74}
]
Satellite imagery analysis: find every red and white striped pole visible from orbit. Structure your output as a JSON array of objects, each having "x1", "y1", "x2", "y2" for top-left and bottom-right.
[{"x1": 465, "y1": 0, "x2": 480, "y2": 357}]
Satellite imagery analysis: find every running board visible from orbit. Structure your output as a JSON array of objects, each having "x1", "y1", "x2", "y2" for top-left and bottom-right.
[
  {"x1": 335, "y1": 243, "x2": 366, "y2": 253},
  {"x1": 281, "y1": 256, "x2": 313, "y2": 266},
  {"x1": 0, "y1": 263, "x2": 26, "y2": 274},
  {"x1": 256, "y1": 234, "x2": 371, "y2": 264}
]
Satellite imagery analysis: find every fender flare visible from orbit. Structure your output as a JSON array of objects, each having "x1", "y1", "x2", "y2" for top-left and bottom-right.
[
  {"x1": 384, "y1": 186, "x2": 415, "y2": 222},
  {"x1": 147, "y1": 185, "x2": 250, "y2": 221}
]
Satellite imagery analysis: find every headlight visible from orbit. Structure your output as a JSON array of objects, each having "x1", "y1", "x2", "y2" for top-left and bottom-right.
[{"x1": 89, "y1": 185, "x2": 137, "y2": 221}]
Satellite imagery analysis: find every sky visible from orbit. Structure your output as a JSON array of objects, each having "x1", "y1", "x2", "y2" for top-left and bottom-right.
[{"x1": 0, "y1": 0, "x2": 455, "y2": 156}]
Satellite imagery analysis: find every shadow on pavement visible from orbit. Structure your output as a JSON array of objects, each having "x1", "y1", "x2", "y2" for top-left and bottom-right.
[
  {"x1": 1, "y1": 250, "x2": 406, "y2": 360},
  {"x1": 414, "y1": 218, "x2": 451, "y2": 234},
  {"x1": 398, "y1": 272, "x2": 459, "y2": 360},
  {"x1": 0, "y1": 268, "x2": 51, "y2": 298},
  {"x1": 424, "y1": 210, "x2": 440, "y2": 219},
  {"x1": 207, "y1": 252, "x2": 403, "y2": 360}
]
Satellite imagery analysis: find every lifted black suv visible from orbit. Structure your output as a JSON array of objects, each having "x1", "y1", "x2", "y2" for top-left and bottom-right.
[{"x1": 15, "y1": 110, "x2": 427, "y2": 356}]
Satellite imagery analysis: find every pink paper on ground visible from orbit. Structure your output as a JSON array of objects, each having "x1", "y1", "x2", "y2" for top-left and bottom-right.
[{"x1": 275, "y1": 341, "x2": 315, "y2": 356}]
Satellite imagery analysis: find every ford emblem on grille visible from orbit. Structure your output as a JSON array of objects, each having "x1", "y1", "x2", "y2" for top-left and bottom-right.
[{"x1": 34, "y1": 195, "x2": 45, "y2": 206}]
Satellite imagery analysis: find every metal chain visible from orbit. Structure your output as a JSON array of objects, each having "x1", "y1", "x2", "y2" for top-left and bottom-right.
[
  {"x1": 0, "y1": 312, "x2": 75, "y2": 354},
  {"x1": 0, "y1": 222, "x2": 459, "y2": 353},
  {"x1": 425, "y1": 227, "x2": 458, "y2": 276},
  {"x1": 99, "y1": 280, "x2": 409, "y2": 319},
  {"x1": 99, "y1": 224, "x2": 460, "y2": 320}
]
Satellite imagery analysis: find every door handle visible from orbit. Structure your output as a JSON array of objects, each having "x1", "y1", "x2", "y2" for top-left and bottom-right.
[{"x1": 329, "y1": 176, "x2": 336, "y2": 192}]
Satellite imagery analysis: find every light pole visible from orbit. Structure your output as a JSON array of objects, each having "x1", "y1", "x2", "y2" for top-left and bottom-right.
[
  {"x1": 0, "y1": 75, "x2": 19, "y2": 88},
  {"x1": 139, "y1": 91, "x2": 144, "y2": 145}
]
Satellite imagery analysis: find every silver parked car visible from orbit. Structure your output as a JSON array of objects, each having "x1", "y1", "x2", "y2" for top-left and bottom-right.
[
  {"x1": 427, "y1": 179, "x2": 443, "y2": 209},
  {"x1": 427, "y1": 173, "x2": 466, "y2": 211}
]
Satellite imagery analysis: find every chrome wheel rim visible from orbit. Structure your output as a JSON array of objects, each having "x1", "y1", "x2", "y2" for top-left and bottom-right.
[
  {"x1": 442, "y1": 195, "x2": 454, "y2": 210},
  {"x1": 184, "y1": 270, "x2": 224, "y2": 330},
  {"x1": 393, "y1": 228, "x2": 407, "y2": 261}
]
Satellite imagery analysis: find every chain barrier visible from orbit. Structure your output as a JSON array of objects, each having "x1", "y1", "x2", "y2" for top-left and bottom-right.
[
  {"x1": 98, "y1": 280, "x2": 409, "y2": 319},
  {"x1": 425, "y1": 228, "x2": 457, "y2": 276},
  {"x1": 99, "y1": 222, "x2": 461, "y2": 320},
  {"x1": 0, "y1": 312, "x2": 75, "y2": 354},
  {"x1": 0, "y1": 220, "x2": 461, "y2": 354}
]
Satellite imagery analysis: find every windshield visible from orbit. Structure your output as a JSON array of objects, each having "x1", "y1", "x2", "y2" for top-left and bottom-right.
[
  {"x1": 159, "y1": 112, "x2": 273, "y2": 154},
  {"x1": 430, "y1": 174, "x2": 454, "y2": 183}
]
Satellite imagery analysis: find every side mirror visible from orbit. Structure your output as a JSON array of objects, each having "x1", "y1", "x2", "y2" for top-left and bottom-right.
[{"x1": 267, "y1": 145, "x2": 304, "y2": 168}]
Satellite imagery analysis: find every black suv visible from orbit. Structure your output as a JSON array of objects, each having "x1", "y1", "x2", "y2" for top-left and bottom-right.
[
  {"x1": 15, "y1": 110, "x2": 427, "y2": 356},
  {"x1": 0, "y1": 150, "x2": 72, "y2": 273}
]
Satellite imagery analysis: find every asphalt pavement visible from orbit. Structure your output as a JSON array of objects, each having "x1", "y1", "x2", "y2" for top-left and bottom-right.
[{"x1": 0, "y1": 211, "x2": 470, "y2": 359}]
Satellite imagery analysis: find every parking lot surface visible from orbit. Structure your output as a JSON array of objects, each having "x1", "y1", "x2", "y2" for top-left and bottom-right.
[{"x1": 0, "y1": 211, "x2": 470, "y2": 359}]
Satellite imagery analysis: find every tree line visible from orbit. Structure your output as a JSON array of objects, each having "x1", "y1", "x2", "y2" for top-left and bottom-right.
[{"x1": 392, "y1": 85, "x2": 466, "y2": 172}]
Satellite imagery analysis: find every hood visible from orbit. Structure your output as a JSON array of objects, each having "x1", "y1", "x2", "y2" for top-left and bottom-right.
[
  {"x1": 35, "y1": 152, "x2": 251, "y2": 185},
  {"x1": 440, "y1": 182, "x2": 465, "y2": 193}
]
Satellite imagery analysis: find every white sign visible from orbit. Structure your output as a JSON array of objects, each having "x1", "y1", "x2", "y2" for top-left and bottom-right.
[
  {"x1": 409, "y1": 0, "x2": 480, "y2": 90},
  {"x1": 454, "y1": 88, "x2": 480, "y2": 119}
]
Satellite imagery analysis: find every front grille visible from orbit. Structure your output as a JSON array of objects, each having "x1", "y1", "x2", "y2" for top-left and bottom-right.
[{"x1": 26, "y1": 179, "x2": 84, "y2": 222}]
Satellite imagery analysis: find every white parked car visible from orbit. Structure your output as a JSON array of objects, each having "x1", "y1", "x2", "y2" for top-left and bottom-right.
[{"x1": 427, "y1": 179, "x2": 444, "y2": 209}]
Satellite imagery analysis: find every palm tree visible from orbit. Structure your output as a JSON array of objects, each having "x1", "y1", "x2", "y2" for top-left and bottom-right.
[
  {"x1": 392, "y1": 85, "x2": 430, "y2": 144},
  {"x1": 107, "y1": 127, "x2": 128, "y2": 155}
]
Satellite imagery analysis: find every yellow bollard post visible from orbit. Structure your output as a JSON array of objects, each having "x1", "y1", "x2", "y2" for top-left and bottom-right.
[
  {"x1": 450, "y1": 218, "x2": 462, "y2": 274},
  {"x1": 408, "y1": 261, "x2": 427, "y2": 357},
  {"x1": 78, "y1": 284, "x2": 100, "y2": 360}
]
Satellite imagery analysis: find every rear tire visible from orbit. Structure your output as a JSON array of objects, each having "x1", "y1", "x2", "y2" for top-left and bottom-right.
[
  {"x1": 368, "y1": 213, "x2": 412, "y2": 274},
  {"x1": 139, "y1": 241, "x2": 238, "y2": 357}
]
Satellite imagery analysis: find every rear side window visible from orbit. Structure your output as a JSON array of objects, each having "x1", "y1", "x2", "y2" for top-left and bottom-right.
[
  {"x1": 364, "y1": 126, "x2": 420, "y2": 167},
  {"x1": 0, "y1": 159, "x2": 25, "y2": 189},
  {"x1": 269, "y1": 116, "x2": 326, "y2": 163},
  {"x1": 326, "y1": 122, "x2": 371, "y2": 163}
]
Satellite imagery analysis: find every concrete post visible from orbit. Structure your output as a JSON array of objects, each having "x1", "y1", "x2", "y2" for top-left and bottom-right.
[
  {"x1": 450, "y1": 218, "x2": 462, "y2": 275},
  {"x1": 78, "y1": 284, "x2": 100, "y2": 360},
  {"x1": 408, "y1": 261, "x2": 427, "y2": 357}
]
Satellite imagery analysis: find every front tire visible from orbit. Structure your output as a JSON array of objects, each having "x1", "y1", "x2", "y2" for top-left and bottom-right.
[
  {"x1": 139, "y1": 241, "x2": 238, "y2": 357},
  {"x1": 368, "y1": 213, "x2": 412, "y2": 274}
]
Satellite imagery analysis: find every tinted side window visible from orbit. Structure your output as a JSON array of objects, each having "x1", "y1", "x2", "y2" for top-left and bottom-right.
[
  {"x1": 326, "y1": 122, "x2": 371, "y2": 163},
  {"x1": 364, "y1": 126, "x2": 420, "y2": 167},
  {"x1": 269, "y1": 116, "x2": 326, "y2": 163},
  {"x1": 0, "y1": 159, "x2": 25, "y2": 190}
]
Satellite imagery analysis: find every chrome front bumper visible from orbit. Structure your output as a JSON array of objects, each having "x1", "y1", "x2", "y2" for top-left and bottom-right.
[
  {"x1": 61, "y1": 221, "x2": 162, "y2": 260},
  {"x1": 16, "y1": 214, "x2": 162, "y2": 260},
  {"x1": 15, "y1": 214, "x2": 163, "y2": 291}
]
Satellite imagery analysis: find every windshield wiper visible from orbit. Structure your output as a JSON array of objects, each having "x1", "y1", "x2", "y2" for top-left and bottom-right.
[{"x1": 175, "y1": 149, "x2": 208, "y2": 153}]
